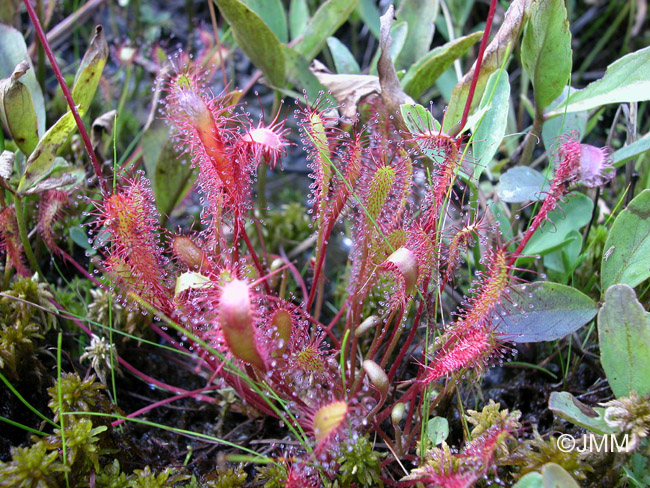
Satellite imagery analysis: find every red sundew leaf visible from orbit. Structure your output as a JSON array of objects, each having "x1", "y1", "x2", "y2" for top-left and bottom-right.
[{"x1": 493, "y1": 281, "x2": 598, "y2": 343}]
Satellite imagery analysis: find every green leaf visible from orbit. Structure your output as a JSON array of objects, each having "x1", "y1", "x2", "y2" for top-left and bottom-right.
[
  {"x1": 612, "y1": 132, "x2": 650, "y2": 168},
  {"x1": 402, "y1": 31, "x2": 483, "y2": 100},
  {"x1": 443, "y1": 0, "x2": 529, "y2": 133},
  {"x1": 0, "y1": 61, "x2": 39, "y2": 156},
  {"x1": 356, "y1": 0, "x2": 381, "y2": 39},
  {"x1": 70, "y1": 26, "x2": 108, "y2": 115},
  {"x1": 327, "y1": 37, "x2": 361, "y2": 74},
  {"x1": 494, "y1": 281, "x2": 598, "y2": 342},
  {"x1": 282, "y1": 46, "x2": 328, "y2": 101},
  {"x1": 289, "y1": 0, "x2": 309, "y2": 40},
  {"x1": 523, "y1": 193, "x2": 593, "y2": 256},
  {"x1": 601, "y1": 189, "x2": 650, "y2": 290},
  {"x1": 520, "y1": 0, "x2": 572, "y2": 110},
  {"x1": 241, "y1": 0, "x2": 287, "y2": 43},
  {"x1": 542, "y1": 463, "x2": 580, "y2": 488},
  {"x1": 400, "y1": 103, "x2": 440, "y2": 136},
  {"x1": 470, "y1": 67, "x2": 510, "y2": 180},
  {"x1": 394, "y1": 0, "x2": 439, "y2": 71},
  {"x1": 497, "y1": 167, "x2": 550, "y2": 203},
  {"x1": 512, "y1": 472, "x2": 543, "y2": 488},
  {"x1": 17, "y1": 112, "x2": 77, "y2": 193},
  {"x1": 542, "y1": 87, "x2": 588, "y2": 152},
  {"x1": 548, "y1": 45, "x2": 650, "y2": 115},
  {"x1": 213, "y1": 0, "x2": 286, "y2": 87},
  {"x1": 142, "y1": 120, "x2": 196, "y2": 218},
  {"x1": 293, "y1": 0, "x2": 360, "y2": 62},
  {"x1": 0, "y1": 23, "x2": 45, "y2": 136},
  {"x1": 598, "y1": 284, "x2": 650, "y2": 397},
  {"x1": 542, "y1": 229, "x2": 582, "y2": 275},
  {"x1": 549, "y1": 391, "x2": 617, "y2": 435},
  {"x1": 426, "y1": 417, "x2": 449, "y2": 446}
]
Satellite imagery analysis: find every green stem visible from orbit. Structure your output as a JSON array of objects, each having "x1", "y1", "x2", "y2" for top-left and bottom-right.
[
  {"x1": 13, "y1": 196, "x2": 43, "y2": 278},
  {"x1": 519, "y1": 108, "x2": 544, "y2": 167}
]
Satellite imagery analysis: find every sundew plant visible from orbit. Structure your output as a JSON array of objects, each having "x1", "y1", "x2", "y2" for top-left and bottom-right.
[{"x1": 1, "y1": 0, "x2": 650, "y2": 487}]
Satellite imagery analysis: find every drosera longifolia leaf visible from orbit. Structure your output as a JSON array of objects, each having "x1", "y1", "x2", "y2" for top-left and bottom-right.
[
  {"x1": 598, "y1": 284, "x2": 650, "y2": 398},
  {"x1": 601, "y1": 189, "x2": 650, "y2": 291},
  {"x1": 394, "y1": 0, "x2": 439, "y2": 71},
  {"x1": 212, "y1": 0, "x2": 286, "y2": 88},
  {"x1": 327, "y1": 37, "x2": 361, "y2": 74},
  {"x1": 548, "y1": 391, "x2": 617, "y2": 435},
  {"x1": 292, "y1": 0, "x2": 360, "y2": 62},
  {"x1": 443, "y1": 0, "x2": 531, "y2": 133},
  {"x1": 0, "y1": 61, "x2": 39, "y2": 156},
  {"x1": 522, "y1": 193, "x2": 593, "y2": 257},
  {"x1": 0, "y1": 23, "x2": 45, "y2": 136},
  {"x1": 497, "y1": 166, "x2": 550, "y2": 203},
  {"x1": 612, "y1": 132, "x2": 650, "y2": 168},
  {"x1": 289, "y1": 0, "x2": 309, "y2": 40},
  {"x1": 470, "y1": 67, "x2": 510, "y2": 180},
  {"x1": 70, "y1": 25, "x2": 108, "y2": 115},
  {"x1": 493, "y1": 281, "x2": 598, "y2": 343},
  {"x1": 548, "y1": 45, "x2": 650, "y2": 115},
  {"x1": 241, "y1": 0, "x2": 287, "y2": 43},
  {"x1": 541, "y1": 463, "x2": 581, "y2": 488},
  {"x1": 520, "y1": 0, "x2": 572, "y2": 111},
  {"x1": 401, "y1": 31, "x2": 483, "y2": 100},
  {"x1": 512, "y1": 472, "x2": 543, "y2": 488}
]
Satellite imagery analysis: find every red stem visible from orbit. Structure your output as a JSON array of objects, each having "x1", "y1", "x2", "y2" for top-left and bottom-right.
[
  {"x1": 452, "y1": 0, "x2": 498, "y2": 136},
  {"x1": 23, "y1": 0, "x2": 108, "y2": 195}
]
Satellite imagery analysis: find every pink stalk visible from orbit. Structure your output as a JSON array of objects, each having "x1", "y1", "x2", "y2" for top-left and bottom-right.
[
  {"x1": 111, "y1": 385, "x2": 220, "y2": 427},
  {"x1": 238, "y1": 220, "x2": 271, "y2": 294},
  {"x1": 451, "y1": 0, "x2": 498, "y2": 136},
  {"x1": 117, "y1": 356, "x2": 210, "y2": 397},
  {"x1": 23, "y1": 0, "x2": 108, "y2": 195}
]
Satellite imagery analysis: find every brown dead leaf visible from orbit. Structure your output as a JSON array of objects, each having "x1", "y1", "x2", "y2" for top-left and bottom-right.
[
  {"x1": 311, "y1": 60, "x2": 380, "y2": 120},
  {"x1": 378, "y1": 5, "x2": 414, "y2": 126}
]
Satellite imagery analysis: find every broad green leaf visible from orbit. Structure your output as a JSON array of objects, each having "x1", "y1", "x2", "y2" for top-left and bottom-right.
[
  {"x1": 327, "y1": 37, "x2": 361, "y2": 74},
  {"x1": 293, "y1": 0, "x2": 360, "y2": 62},
  {"x1": 443, "y1": 0, "x2": 530, "y2": 133},
  {"x1": 71, "y1": 26, "x2": 108, "y2": 115},
  {"x1": 402, "y1": 31, "x2": 483, "y2": 100},
  {"x1": 17, "y1": 112, "x2": 77, "y2": 193},
  {"x1": 213, "y1": 0, "x2": 285, "y2": 87},
  {"x1": 282, "y1": 46, "x2": 328, "y2": 101},
  {"x1": 394, "y1": 0, "x2": 439, "y2": 71},
  {"x1": 523, "y1": 193, "x2": 593, "y2": 256},
  {"x1": 549, "y1": 391, "x2": 616, "y2": 435},
  {"x1": 497, "y1": 167, "x2": 550, "y2": 203},
  {"x1": 494, "y1": 281, "x2": 598, "y2": 342},
  {"x1": 400, "y1": 103, "x2": 440, "y2": 136},
  {"x1": 512, "y1": 473, "x2": 543, "y2": 488},
  {"x1": 601, "y1": 189, "x2": 650, "y2": 290},
  {"x1": 356, "y1": 0, "x2": 381, "y2": 39},
  {"x1": 598, "y1": 284, "x2": 650, "y2": 397},
  {"x1": 542, "y1": 87, "x2": 588, "y2": 152},
  {"x1": 0, "y1": 23, "x2": 45, "y2": 136},
  {"x1": 0, "y1": 61, "x2": 39, "y2": 155},
  {"x1": 426, "y1": 417, "x2": 449, "y2": 446},
  {"x1": 142, "y1": 120, "x2": 196, "y2": 218},
  {"x1": 542, "y1": 463, "x2": 580, "y2": 488},
  {"x1": 289, "y1": 0, "x2": 309, "y2": 40},
  {"x1": 548, "y1": 45, "x2": 650, "y2": 115},
  {"x1": 370, "y1": 21, "x2": 408, "y2": 75},
  {"x1": 241, "y1": 0, "x2": 287, "y2": 43},
  {"x1": 520, "y1": 0, "x2": 572, "y2": 110},
  {"x1": 612, "y1": 132, "x2": 650, "y2": 168},
  {"x1": 470, "y1": 68, "x2": 510, "y2": 180},
  {"x1": 543, "y1": 230, "x2": 582, "y2": 275}
]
